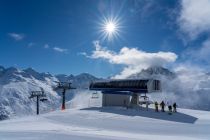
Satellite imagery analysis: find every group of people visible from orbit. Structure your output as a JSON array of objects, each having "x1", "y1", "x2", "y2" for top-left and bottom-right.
[{"x1": 154, "y1": 101, "x2": 177, "y2": 115}]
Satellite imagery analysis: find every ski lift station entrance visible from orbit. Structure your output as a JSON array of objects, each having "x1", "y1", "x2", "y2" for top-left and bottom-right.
[{"x1": 89, "y1": 79, "x2": 161, "y2": 107}]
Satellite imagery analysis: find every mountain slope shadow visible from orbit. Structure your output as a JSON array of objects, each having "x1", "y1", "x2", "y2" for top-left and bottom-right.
[{"x1": 81, "y1": 107, "x2": 198, "y2": 124}]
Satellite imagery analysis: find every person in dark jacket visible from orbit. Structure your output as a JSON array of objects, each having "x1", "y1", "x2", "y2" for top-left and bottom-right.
[
  {"x1": 155, "y1": 101, "x2": 159, "y2": 112},
  {"x1": 160, "y1": 101, "x2": 165, "y2": 112},
  {"x1": 173, "y1": 103, "x2": 177, "y2": 112},
  {"x1": 168, "y1": 105, "x2": 172, "y2": 115}
]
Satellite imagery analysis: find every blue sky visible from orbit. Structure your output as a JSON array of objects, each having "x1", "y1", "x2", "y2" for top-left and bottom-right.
[{"x1": 0, "y1": 0, "x2": 210, "y2": 78}]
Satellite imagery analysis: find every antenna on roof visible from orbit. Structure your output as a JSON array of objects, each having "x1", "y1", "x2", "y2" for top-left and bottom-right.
[
  {"x1": 29, "y1": 87, "x2": 48, "y2": 115},
  {"x1": 54, "y1": 81, "x2": 76, "y2": 110}
]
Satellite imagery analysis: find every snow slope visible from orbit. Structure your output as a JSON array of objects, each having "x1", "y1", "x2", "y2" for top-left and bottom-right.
[{"x1": 0, "y1": 107, "x2": 210, "y2": 140}]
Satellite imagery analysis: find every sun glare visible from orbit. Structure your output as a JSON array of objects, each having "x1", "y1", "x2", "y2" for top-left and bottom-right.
[
  {"x1": 105, "y1": 22, "x2": 116, "y2": 34},
  {"x1": 99, "y1": 16, "x2": 122, "y2": 41}
]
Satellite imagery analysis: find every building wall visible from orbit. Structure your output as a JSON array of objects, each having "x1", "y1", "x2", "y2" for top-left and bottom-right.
[{"x1": 102, "y1": 94, "x2": 130, "y2": 107}]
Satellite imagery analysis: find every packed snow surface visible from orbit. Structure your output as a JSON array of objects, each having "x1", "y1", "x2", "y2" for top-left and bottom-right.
[{"x1": 0, "y1": 107, "x2": 210, "y2": 140}]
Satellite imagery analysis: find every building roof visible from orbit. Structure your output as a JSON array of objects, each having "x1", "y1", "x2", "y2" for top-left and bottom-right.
[{"x1": 89, "y1": 79, "x2": 150, "y2": 93}]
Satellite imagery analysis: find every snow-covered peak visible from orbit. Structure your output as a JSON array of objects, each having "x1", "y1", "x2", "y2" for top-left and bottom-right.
[
  {"x1": 128, "y1": 66, "x2": 176, "y2": 79},
  {"x1": 0, "y1": 67, "x2": 25, "y2": 84},
  {"x1": 55, "y1": 74, "x2": 73, "y2": 82},
  {"x1": 0, "y1": 66, "x2": 61, "y2": 120},
  {"x1": 23, "y1": 67, "x2": 37, "y2": 74},
  {"x1": 23, "y1": 68, "x2": 55, "y2": 82},
  {"x1": 75, "y1": 73, "x2": 98, "y2": 80},
  {"x1": 56, "y1": 73, "x2": 99, "y2": 89},
  {"x1": 5, "y1": 67, "x2": 21, "y2": 73},
  {"x1": 143, "y1": 66, "x2": 174, "y2": 75}
]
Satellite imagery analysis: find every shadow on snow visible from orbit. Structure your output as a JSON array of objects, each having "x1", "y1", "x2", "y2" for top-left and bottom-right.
[{"x1": 81, "y1": 107, "x2": 198, "y2": 124}]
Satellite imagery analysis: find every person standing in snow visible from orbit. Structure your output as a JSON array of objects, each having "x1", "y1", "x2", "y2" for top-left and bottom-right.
[
  {"x1": 160, "y1": 101, "x2": 165, "y2": 112},
  {"x1": 173, "y1": 103, "x2": 177, "y2": 112},
  {"x1": 155, "y1": 101, "x2": 159, "y2": 112},
  {"x1": 146, "y1": 101, "x2": 149, "y2": 111},
  {"x1": 168, "y1": 105, "x2": 172, "y2": 115}
]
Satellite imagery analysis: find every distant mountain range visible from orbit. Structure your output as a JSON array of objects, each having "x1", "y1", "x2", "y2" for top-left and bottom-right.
[
  {"x1": 0, "y1": 65, "x2": 210, "y2": 120},
  {"x1": 0, "y1": 66, "x2": 99, "y2": 120},
  {"x1": 56, "y1": 73, "x2": 100, "y2": 88}
]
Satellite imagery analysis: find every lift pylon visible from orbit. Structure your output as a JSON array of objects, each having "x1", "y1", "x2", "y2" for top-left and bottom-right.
[
  {"x1": 54, "y1": 82, "x2": 76, "y2": 110},
  {"x1": 29, "y1": 88, "x2": 48, "y2": 115}
]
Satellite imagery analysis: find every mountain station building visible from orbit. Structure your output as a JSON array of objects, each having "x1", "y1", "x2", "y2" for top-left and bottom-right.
[{"x1": 89, "y1": 79, "x2": 161, "y2": 107}]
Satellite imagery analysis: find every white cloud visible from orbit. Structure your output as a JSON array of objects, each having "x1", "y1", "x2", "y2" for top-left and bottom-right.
[
  {"x1": 8, "y1": 33, "x2": 25, "y2": 41},
  {"x1": 78, "y1": 52, "x2": 88, "y2": 57},
  {"x1": 44, "y1": 44, "x2": 50, "y2": 49},
  {"x1": 87, "y1": 41, "x2": 177, "y2": 78},
  {"x1": 130, "y1": 0, "x2": 158, "y2": 19},
  {"x1": 198, "y1": 38, "x2": 210, "y2": 61},
  {"x1": 158, "y1": 63, "x2": 210, "y2": 109},
  {"x1": 53, "y1": 47, "x2": 68, "y2": 53},
  {"x1": 182, "y1": 38, "x2": 210, "y2": 64},
  {"x1": 178, "y1": 0, "x2": 210, "y2": 39}
]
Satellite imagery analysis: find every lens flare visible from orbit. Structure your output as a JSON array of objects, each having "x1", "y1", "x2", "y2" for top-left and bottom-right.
[
  {"x1": 99, "y1": 16, "x2": 122, "y2": 41},
  {"x1": 105, "y1": 22, "x2": 116, "y2": 34}
]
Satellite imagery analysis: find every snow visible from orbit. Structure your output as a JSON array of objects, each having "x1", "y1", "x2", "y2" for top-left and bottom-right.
[
  {"x1": 0, "y1": 65, "x2": 210, "y2": 139},
  {"x1": 0, "y1": 66, "x2": 99, "y2": 119},
  {"x1": 0, "y1": 107, "x2": 210, "y2": 140},
  {"x1": 1, "y1": 65, "x2": 210, "y2": 120}
]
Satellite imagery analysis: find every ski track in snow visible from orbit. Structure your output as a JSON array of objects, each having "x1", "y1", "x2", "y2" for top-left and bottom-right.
[{"x1": 0, "y1": 107, "x2": 210, "y2": 140}]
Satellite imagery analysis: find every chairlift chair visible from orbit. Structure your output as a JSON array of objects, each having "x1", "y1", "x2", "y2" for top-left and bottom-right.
[
  {"x1": 139, "y1": 95, "x2": 152, "y2": 105},
  {"x1": 40, "y1": 98, "x2": 48, "y2": 102},
  {"x1": 91, "y1": 92, "x2": 99, "y2": 99}
]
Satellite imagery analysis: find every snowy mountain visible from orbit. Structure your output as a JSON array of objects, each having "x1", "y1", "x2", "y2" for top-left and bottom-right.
[
  {"x1": 55, "y1": 73, "x2": 100, "y2": 101},
  {"x1": 56, "y1": 73, "x2": 100, "y2": 88},
  {"x1": 0, "y1": 66, "x2": 99, "y2": 120},
  {"x1": 1, "y1": 65, "x2": 210, "y2": 120},
  {"x1": 128, "y1": 66, "x2": 176, "y2": 79},
  {"x1": 0, "y1": 66, "x2": 61, "y2": 120}
]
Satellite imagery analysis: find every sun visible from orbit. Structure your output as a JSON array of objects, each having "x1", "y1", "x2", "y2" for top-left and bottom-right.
[
  {"x1": 99, "y1": 16, "x2": 122, "y2": 41},
  {"x1": 105, "y1": 22, "x2": 116, "y2": 34},
  {"x1": 102, "y1": 20, "x2": 119, "y2": 40}
]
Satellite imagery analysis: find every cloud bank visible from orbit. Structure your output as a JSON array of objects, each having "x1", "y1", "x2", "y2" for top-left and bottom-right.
[
  {"x1": 178, "y1": 0, "x2": 210, "y2": 39},
  {"x1": 161, "y1": 64, "x2": 210, "y2": 110},
  {"x1": 86, "y1": 41, "x2": 177, "y2": 78},
  {"x1": 182, "y1": 38, "x2": 210, "y2": 66}
]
